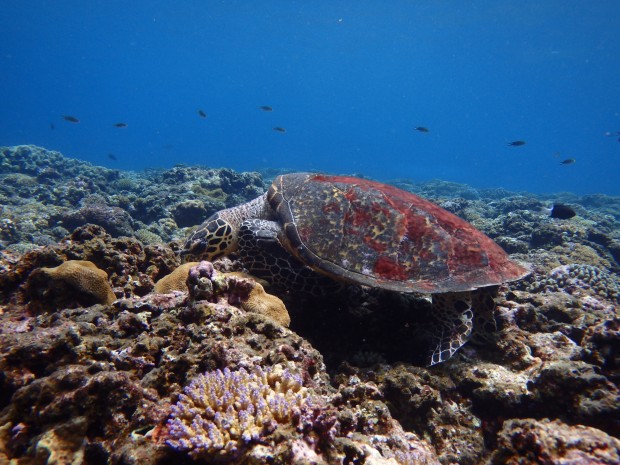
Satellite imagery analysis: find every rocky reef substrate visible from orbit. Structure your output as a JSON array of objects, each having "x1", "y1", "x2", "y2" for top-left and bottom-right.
[{"x1": 0, "y1": 145, "x2": 618, "y2": 464}]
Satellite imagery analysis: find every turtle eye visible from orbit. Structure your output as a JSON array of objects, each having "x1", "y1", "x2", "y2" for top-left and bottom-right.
[{"x1": 179, "y1": 239, "x2": 206, "y2": 261}]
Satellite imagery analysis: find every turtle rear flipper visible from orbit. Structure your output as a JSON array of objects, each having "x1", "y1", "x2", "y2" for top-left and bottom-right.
[
  {"x1": 426, "y1": 287, "x2": 498, "y2": 365},
  {"x1": 427, "y1": 292, "x2": 474, "y2": 366}
]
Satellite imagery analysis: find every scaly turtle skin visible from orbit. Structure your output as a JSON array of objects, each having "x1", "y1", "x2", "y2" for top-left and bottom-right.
[{"x1": 182, "y1": 173, "x2": 529, "y2": 365}]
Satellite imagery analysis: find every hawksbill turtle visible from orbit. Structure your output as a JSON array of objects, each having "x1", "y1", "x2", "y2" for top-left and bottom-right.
[{"x1": 181, "y1": 173, "x2": 529, "y2": 365}]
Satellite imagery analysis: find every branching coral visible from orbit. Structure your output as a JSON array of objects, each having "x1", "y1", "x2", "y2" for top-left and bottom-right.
[{"x1": 165, "y1": 365, "x2": 310, "y2": 461}]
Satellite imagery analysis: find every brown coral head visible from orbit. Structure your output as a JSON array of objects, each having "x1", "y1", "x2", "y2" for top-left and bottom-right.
[
  {"x1": 26, "y1": 260, "x2": 116, "y2": 311},
  {"x1": 153, "y1": 262, "x2": 199, "y2": 294},
  {"x1": 224, "y1": 274, "x2": 290, "y2": 327}
]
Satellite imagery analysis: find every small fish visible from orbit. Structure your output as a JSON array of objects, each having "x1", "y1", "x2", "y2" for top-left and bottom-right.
[
  {"x1": 273, "y1": 127, "x2": 286, "y2": 133},
  {"x1": 542, "y1": 204, "x2": 576, "y2": 220},
  {"x1": 508, "y1": 140, "x2": 526, "y2": 146},
  {"x1": 414, "y1": 126, "x2": 429, "y2": 133},
  {"x1": 113, "y1": 122, "x2": 127, "y2": 128},
  {"x1": 259, "y1": 106, "x2": 273, "y2": 112},
  {"x1": 107, "y1": 153, "x2": 117, "y2": 161},
  {"x1": 198, "y1": 110, "x2": 207, "y2": 118},
  {"x1": 62, "y1": 115, "x2": 79, "y2": 123},
  {"x1": 50, "y1": 123, "x2": 55, "y2": 130},
  {"x1": 560, "y1": 158, "x2": 576, "y2": 165}
]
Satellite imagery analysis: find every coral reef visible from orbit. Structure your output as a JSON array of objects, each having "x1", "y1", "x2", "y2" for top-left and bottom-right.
[
  {"x1": 0, "y1": 147, "x2": 618, "y2": 464},
  {"x1": 53, "y1": 203, "x2": 135, "y2": 237},
  {"x1": 0, "y1": 145, "x2": 265, "y2": 248}
]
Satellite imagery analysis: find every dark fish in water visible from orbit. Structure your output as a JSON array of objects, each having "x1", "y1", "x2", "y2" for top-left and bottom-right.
[
  {"x1": 198, "y1": 110, "x2": 207, "y2": 118},
  {"x1": 50, "y1": 123, "x2": 55, "y2": 130},
  {"x1": 560, "y1": 158, "x2": 576, "y2": 165},
  {"x1": 62, "y1": 115, "x2": 79, "y2": 123},
  {"x1": 273, "y1": 127, "x2": 286, "y2": 133},
  {"x1": 259, "y1": 106, "x2": 273, "y2": 112},
  {"x1": 414, "y1": 126, "x2": 429, "y2": 133},
  {"x1": 113, "y1": 122, "x2": 127, "y2": 128},
  {"x1": 107, "y1": 153, "x2": 117, "y2": 161},
  {"x1": 508, "y1": 140, "x2": 526, "y2": 146},
  {"x1": 542, "y1": 204, "x2": 576, "y2": 220}
]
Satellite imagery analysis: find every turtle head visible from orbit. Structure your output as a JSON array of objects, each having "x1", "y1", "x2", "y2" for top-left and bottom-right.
[
  {"x1": 180, "y1": 192, "x2": 272, "y2": 261},
  {"x1": 180, "y1": 214, "x2": 238, "y2": 261}
]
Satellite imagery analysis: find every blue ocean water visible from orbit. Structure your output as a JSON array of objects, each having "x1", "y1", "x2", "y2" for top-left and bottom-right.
[{"x1": 1, "y1": 1, "x2": 619, "y2": 195}]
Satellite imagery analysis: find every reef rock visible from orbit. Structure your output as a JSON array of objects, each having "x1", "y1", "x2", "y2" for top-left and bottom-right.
[{"x1": 489, "y1": 418, "x2": 620, "y2": 465}]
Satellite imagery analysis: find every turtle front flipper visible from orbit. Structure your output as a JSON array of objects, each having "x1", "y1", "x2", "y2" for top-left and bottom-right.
[
  {"x1": 427, "y1": 292, "x2": 474, "y2": 366},
  {"x1": 238, "y1": 219, "x2": 342, "y2": 296}
]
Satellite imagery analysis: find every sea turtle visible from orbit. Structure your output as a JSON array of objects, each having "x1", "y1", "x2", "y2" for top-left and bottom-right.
[{"x1": 181, "y1": 173, "x2": 529, "y2": 365}]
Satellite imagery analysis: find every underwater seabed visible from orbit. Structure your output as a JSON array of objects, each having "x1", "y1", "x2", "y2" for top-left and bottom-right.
[{"x1": 0, "y1": 145, "x2": 618, "y2": 464}]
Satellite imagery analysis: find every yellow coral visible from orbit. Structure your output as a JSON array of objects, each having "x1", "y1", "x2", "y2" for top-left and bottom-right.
[
  {"x1": 40, "y1": 260, "x2": 115, "y2": 305},
  {"x1": 239, "y1": 281, "x2": 290, "y2": 327},
  {"x1": 153, "y1": 262, "x2": 198, "y2": 294}
]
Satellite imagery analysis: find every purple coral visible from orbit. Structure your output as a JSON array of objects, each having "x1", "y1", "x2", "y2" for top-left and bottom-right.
[
  {"x1": 165, "y1": 365, "x2": 309, "y2": 460},
  {"x1": 186, "y1": 261, "x2": 215, "y2": 301}
]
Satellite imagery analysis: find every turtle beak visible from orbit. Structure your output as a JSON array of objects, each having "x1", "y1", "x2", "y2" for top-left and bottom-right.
[{"x1": 178, "y1": 234, "x2": 207, "y2": 262}]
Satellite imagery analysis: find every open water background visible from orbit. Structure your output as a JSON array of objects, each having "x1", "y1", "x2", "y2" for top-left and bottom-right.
[{"x1": 1, "y1": 1, "x2": 619, "y2": 195}]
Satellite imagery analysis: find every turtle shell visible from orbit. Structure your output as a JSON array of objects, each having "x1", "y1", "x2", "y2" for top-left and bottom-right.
[{"x1": 267, "y1": 173, "x2": 528, "y2": 294}]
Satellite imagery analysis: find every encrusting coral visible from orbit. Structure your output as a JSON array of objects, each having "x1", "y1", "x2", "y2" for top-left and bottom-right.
[
  {"x1": 29, "y1": 260, "x2": 116, "y2": 306},
  {"x1": 164, "y1": 365, "x2": 311, "y2": 461},
  {"x1": 154, "y1": 261, "x2": 290, "y2": 326}
]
